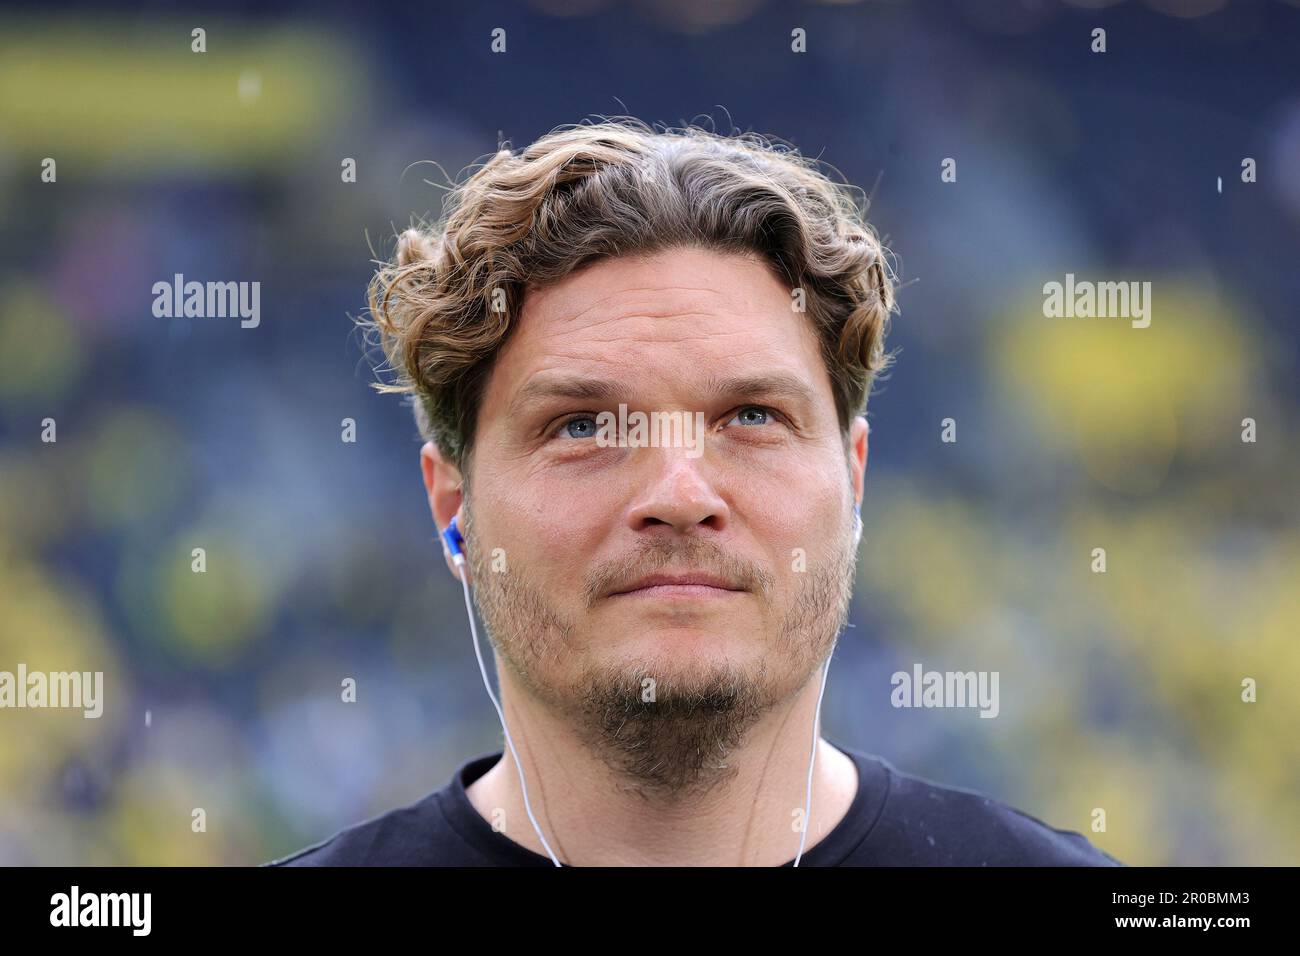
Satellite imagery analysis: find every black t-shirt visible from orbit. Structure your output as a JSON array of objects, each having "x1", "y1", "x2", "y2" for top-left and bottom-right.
[{"x1": 266, "y1": 740, "x2": 1123, "y2": 867}]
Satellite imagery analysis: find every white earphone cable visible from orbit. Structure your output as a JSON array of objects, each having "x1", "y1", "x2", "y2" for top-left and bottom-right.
[
  {"x1": 793, "y1": 655, "x2": 832, "y2": 867},
  {"x1": 454, "y1": 554, "x2": 563, "y2": 866}
]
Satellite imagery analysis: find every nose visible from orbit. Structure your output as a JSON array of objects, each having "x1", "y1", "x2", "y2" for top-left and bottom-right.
[{"x1": 624, "y1": 449, "x2": 730, "y2": 539}]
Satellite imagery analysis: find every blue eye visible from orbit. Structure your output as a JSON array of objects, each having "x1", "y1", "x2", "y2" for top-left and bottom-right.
[
  {"x1": 558, "y1": 415, "x2": 599, "y2": 439},
  {"x1": 728, "y1": 406, "x2": 771, "y2": 427}
]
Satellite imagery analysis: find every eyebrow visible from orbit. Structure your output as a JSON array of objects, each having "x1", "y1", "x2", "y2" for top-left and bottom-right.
[{"x1": 508, "y1": 370, "x2": 820, "y2": 417}]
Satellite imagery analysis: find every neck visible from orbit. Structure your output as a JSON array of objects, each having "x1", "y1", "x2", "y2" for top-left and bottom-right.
[{"x1": 465, "y1": 664, "x2": 859, "y2": 866}]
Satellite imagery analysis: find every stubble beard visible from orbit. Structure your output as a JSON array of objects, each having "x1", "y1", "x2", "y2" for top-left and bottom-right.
[{"x1": 463, "y1": 502, "x2": 859, "y2": 805}]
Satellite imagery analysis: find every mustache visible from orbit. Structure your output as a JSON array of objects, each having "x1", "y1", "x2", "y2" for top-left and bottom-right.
[{"x1": 583, "y1": 538, "x2": 775, "y2": 608}]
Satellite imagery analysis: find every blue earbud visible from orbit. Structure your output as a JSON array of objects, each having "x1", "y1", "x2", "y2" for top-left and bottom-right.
[{"x1": 442, "y1": 515, "x2": 464, "y2": 559}]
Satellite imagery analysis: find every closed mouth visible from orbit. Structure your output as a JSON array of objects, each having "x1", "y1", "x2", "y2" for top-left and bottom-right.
[{"x1": 609, "y1": 572, "x2": 746, "y2": 597}]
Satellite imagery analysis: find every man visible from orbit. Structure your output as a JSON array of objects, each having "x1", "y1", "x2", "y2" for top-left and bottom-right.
[{"x1": 269, "y1": 119, "x2": 1120, "y2": 867}]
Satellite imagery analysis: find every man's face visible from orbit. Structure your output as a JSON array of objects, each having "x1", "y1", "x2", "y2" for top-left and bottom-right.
[{"x1": 447, "y1": 245, "x2": 866, "y2": 793}]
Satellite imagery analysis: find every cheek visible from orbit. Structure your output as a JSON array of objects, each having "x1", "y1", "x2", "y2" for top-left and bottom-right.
[
  {"x1": 510, "y1": 502, "x2": 600, "y2": 589},
  {"x1": 754, "y1": 469, "x2": 843, "y2": 548}
]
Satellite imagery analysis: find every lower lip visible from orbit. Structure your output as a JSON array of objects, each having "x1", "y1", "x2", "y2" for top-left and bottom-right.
[{"x1": 611, "y1": 585, "x2": 744, "y2": 600}]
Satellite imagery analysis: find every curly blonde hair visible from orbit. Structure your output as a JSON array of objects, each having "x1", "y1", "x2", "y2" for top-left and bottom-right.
[{"x1": 362, "y1": 117, "x2": 898, "y2": 480}]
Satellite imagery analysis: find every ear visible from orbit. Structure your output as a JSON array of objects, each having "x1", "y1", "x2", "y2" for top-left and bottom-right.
[
  {"x1": 420, "y1": 441, "x2": 469, "y2": 584},
  {"x1": 849, "y1": 415, "x2": 869, "y2": 511}
]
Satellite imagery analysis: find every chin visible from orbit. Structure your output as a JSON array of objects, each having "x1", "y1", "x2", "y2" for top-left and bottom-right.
[{"x1": 593, "y1": 638, "x2": 766, "y2": 683}]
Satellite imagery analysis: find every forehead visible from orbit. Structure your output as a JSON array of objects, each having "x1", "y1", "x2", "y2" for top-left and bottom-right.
[{"x1": 481, "y1": 246, "x2": 834, "y2": 411}]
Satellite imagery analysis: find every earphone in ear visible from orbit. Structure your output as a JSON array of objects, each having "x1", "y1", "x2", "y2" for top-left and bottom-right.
[
  {"x1": 442, "y1": 514, "x2": 465, "y2": 562},
  {"x1": 853, "y1": 501, "x2": 863, "y2": 548}
]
